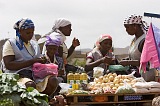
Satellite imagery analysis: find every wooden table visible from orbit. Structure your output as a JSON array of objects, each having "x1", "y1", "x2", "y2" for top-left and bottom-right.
[{"x1": 66, "y1": 93, "x2": 160, "y2": 105}]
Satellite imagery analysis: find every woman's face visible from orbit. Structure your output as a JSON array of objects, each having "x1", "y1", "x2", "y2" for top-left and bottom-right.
[
  {"x1": 124, "y1": 24, "x2": 136, "y2": 35},
  {"x1": 19, "y1": 28, "x2": 34, "y2": 43},
  {"x1": 100, "y1": 39, "x2": 112, "y2": 51},
  {"x1": 59, "y1": 24, "x2": 72, "y2": 36},
  {"x1": 46, "y1": 45, "x2": 58, "y2": 56}
]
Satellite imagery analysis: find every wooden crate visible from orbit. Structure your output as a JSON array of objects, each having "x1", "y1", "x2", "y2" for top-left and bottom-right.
[{"x1": 65, "y1": 93, "x2": 160, "y2": 105}]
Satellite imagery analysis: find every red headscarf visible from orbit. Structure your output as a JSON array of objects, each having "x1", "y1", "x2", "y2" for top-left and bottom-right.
[{"x1": 95, "y1": 34, "x2": 112, "y2": 47}]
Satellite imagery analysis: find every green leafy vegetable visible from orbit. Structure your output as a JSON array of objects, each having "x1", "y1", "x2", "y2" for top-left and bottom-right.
[
  {"x1": 0, "y1": 73, "x2": 49, "y2": 106},
  {"x1": 21, "y1": 87, "x2": 48, "y2": 106}
]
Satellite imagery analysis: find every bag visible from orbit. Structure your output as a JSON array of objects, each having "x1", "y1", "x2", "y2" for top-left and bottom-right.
[
  {"x1": 108, "y1": 65, "x2": 129, "y2": 75},
  {"x1": 109, "y1": 65, "x2": 129, "y2": 72},
  {"x1": 33, "y1": 63, "x2": 58, "y2": 79}
]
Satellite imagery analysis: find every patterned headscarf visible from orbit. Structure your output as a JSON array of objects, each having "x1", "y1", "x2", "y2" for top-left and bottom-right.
[
  {"x1": 124, "y1": 14, "x2": 149, "y2": 33},
  {"x1": 13, "y1": 18, "x2": 35, "y2": 50},
  {"x1": 95, "y1": 34, "x2": 112, "y2": 47},
  {"x1": 45, "y1": 34, "x2": 61, "y2": 47}
]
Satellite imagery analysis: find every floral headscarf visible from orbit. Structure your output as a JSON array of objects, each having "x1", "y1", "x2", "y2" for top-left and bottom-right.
[
  {"x1": 124, "y1": 14, "x2": 149, "y2": 33},
  {"x1": 13, "y1": 18, "x2": 35, "y2": 50}
]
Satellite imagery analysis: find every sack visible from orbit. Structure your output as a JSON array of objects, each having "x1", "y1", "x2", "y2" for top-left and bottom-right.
[
  {"x1": 33, "y1": 63, "x2": 58, "y2": 79},
  {"x1": 109, "y1": 65, "x2": 129, "y2": 71},
  {"x1": 108, "y1": 65, "x2": 129, "y2": 75}
]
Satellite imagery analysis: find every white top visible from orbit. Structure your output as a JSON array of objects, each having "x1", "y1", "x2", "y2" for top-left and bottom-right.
[
  {"x1": 129, "y1": 34, "x2": 145, "y2": 60},
  {"x1": 3, "y1": 40, "x2": 34, "y2": 57}
]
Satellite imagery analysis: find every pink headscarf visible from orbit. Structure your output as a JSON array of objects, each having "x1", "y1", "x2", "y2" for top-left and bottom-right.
[{"x1": 95, "y1": 34, "x2": 112, "y2": 47}]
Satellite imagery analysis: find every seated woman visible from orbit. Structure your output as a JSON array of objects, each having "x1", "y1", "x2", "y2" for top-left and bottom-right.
[
  {"x1": 43, "y1": 33, "x2": 65, "y2": 80},
  {"x1": 85, "y1": 34, "x2": 116, "y2": 77},
  {"x1": 2, "y1": 18, "x2": 59, "y2": 99}
]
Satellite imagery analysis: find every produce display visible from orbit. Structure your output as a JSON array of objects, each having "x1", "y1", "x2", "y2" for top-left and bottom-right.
[
  {"x1": 0, "y1": 73, "x2": 48, "y2": 106},
  {"x1": 88, "y1": 73, "x2": 136, "y2": 94},
  {"x1": 93, "y1": 67, "x2": 104, "y2": 78},
  {"x1": 64, "y1": 71, "x2": 160, "y2": 95}
]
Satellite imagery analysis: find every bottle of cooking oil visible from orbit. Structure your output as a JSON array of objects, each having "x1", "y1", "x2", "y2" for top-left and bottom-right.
[
  {"x1": 74, "y1": 72, "x2": 80, "y2": 84},
  {"x1": 80, "y1": 71, "x2": 88, "y2": 84},
  {"x1": 67, "y1": 71, "x2": 74, "y2": 85},
  {"x1": 74, "y1": 72, "x2": 80, "y2": 90}
]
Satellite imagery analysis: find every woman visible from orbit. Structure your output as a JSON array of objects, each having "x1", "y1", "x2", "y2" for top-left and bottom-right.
[
  {"x1": 40, "y1": 18, "x2": 80, "y2": 72},
  {"x1": 44, "y1": 33, "x2": 65, "y2": 77},
  {"x1": 85, "y1": 34, "x2": 116, "y2": 77},
  {"x1": 120, "y1": 14, "x2": 155, "y2": 81},
  {"x1": 2, "y1": 18, "x2": 58, "y2": 98}
]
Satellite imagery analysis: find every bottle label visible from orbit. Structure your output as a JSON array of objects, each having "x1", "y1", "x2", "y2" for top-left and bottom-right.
[
  {"x1": 76, "y1": 80, "x2": 80, "y2": 84},
  {"x1": 70, "y1": 80, "x2": 74, "y2": 85},
  {"x1": 83, "y1": 80, "x2": 87, "y2": 84}
]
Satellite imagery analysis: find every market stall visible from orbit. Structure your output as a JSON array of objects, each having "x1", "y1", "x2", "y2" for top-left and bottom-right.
[
  {"x1": 66, "y1": 93, "x2": 159, "y2": 105},
  {"x1": 62, "y1": 69, "x2": 160, "y2": 106}
]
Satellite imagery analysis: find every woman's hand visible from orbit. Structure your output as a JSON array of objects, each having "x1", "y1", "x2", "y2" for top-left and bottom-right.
[
  {"x1": 72, "y1": 37, "x2": 80, "y2": 47},
  {"x1": 101, "y1": 56, "x2": 112, "y2": 64},
  {"x1": 33, "y1": 56, "x2": 47, "y2": 64}
]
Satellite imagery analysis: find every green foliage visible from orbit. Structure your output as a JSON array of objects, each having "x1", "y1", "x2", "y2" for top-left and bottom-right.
[
  {"x1": 0, "y1": 73, "x2": 24, "y2": 95},
  {"x1": 21, "y1": 87, "x2": 48, "y2": 106},
  {"x1": 0, "y1": 74, "x2": 22, "y2": 106},
  {"x1": 73, "y1": 58, "x2": 86, "y2": 67},
  {"x1": 0, "y1": 73, "x2": 49, "y2": 106},
  {"x1": 0, "y1": 94, "x2": 21, "y2": 106}
]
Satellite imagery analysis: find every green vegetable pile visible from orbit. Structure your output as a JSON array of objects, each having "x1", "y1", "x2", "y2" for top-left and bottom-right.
[{"x1": 0, "y1": 73, "x2": 49, "y2": 106}]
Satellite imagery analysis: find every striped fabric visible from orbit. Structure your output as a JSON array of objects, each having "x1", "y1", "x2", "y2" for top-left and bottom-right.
[{"x1": 140, "y1": 23, "x2": 160, "y2": 72}]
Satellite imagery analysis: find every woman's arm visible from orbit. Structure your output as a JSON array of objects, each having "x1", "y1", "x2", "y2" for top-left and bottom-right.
[
  {"x1": 85, "y1": 56, "x2": 113, "y2": 72},
  {"x1": 67, "y1": 45, "x2": 75, "y2": 58},
  {"x1": 3, "y1": 55, "x2": 46, "y2": 70},
  {"x1": 67, "y1": 38, "x2": 80, "y2": 58},
  {"x1": 85, "y1": 58, "x2": 103, "y2": 72}
]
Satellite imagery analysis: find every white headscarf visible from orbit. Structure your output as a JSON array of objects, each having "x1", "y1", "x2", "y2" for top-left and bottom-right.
[
  {"x1": 39, "y1": 18, "x2": 71, "y2": 58},
  {"x1": 38, "y1": 18, "x2": 71, "y2": 44},
  {"x1": 52, "y1": 18, "x2": 71, "y2": 32},
  {"x1": 46, "y1": 18, "x2": 71, "y2": 42}
]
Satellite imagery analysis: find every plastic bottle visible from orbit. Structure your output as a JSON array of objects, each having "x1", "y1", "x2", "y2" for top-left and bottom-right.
[
  {"x1": 67, "y1": 71, "x2": 74, "y2": 85},
  {"x1": 80, "y1": 71, "x2": 88, "y2": 84},
  {"x1": 74, "y1": 72, "x2": 80, "y2": 90},
  {"x1": 74, "y1": 72, "x2": 80, "y2": 84}
]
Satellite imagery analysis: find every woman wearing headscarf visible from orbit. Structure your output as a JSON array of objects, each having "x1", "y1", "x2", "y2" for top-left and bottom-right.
[
  {"x1": 119, "y1": 14, "x2": 155, "y2": 81},
  {"x1": 39, "y1": 18, "x2": 80, "y2": 75},
  {"x1": 85, "y1": 34, "x2": 116, "y2": 77},
  {"x1": 44, "y1": 33, "x2": 65, "y2": 77},
  {"x1": 2, "y1": 18, "x2": 59, "y2": 100}
]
